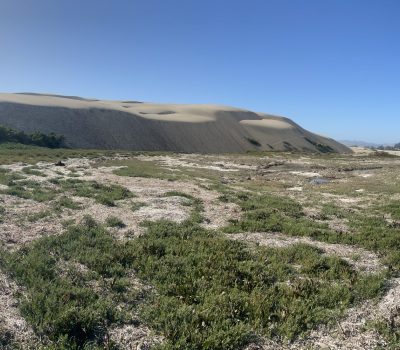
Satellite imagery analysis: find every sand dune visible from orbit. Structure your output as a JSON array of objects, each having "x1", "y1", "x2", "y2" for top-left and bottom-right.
[{"x1": 0, "y1": 93, "x2": 350, "y2": 153}]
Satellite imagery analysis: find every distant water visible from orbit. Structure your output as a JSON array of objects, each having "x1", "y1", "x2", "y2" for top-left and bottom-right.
[{"x1": 310, "y1": 178, "x2": 329, "y2": 185}]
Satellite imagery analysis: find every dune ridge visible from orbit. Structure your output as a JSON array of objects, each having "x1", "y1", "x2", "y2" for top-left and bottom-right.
[{"x1": 0, "y1": 93, "x2": 350, "y2": 153}]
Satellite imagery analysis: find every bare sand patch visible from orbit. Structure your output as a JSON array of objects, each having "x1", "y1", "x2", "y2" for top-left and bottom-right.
[
  {"x1": 137, "y1": 155, "x2": 256, "y2": 172},
  {"x1": 109, "y1": 325, "x2": 163, "y2": 350},
  {"x1": 0, "y1": 195, "x2": 61, "y2": 250},
  {"x1": 80, "y1": 166, "x2": 241, "y2": 231},
  {"x1": 287, "y1": 186, "x2": 303, "y2": 192},
  {"x1": 240, "y1": 119, "x2": 294, "y2": 129},
  {"x1": 290, "y1": 171, "x2": 322, "y2": 178},
  {"x1": 319, "y1": 193, "x2": 365, "y2": 208}
]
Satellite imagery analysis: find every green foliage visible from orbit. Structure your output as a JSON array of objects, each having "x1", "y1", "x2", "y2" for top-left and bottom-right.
[
  {"x1": 304, "y1": 138, "x2": 335, "y2": 153},
  {"x1": 2, "y1": 150, "x2": 397, "y2": 348},
  {"x1": 0, "y1": 125, "x2": 65, "y2": 148},
  {"x1": 125, "y1": 220, "x2": 379, "y2": 349},
  {"x1": 320, "y1": 204, "x2": 346, "y2": 219},
  {"x1": 163, "y1": 191, "x2": 194, "y2": 202},
  {"x1": 22, "y1": 166, "x2": 47, "y2": 177},
  {"x1": 0, "y1": 168, "x2": 24, "y2": 185},
  {"x1": 0, "y1": 206, "x2": 4, "y2": 223},
  {"x1": 112, "y1": 159, "x2": 178, "y2": 181},
  {"x1": 131, "y1": 201, "x2": 147, "y2": 211},
  {"x1": 246, "y1": 138, "x2": 261, "y2": 147},
  {"x1": 223, "y1": 190, "x2": 400, "y2": 274},
  {"x1": 27, "y1": 210, "x2": 52, "y2": 222},
  {"x1": 54, "y1": 196, "x2": 82, "y2": 211},
  {"x1": 4, "y1": 180, "x2": 57, "y2": 202},
  {"x1": 380, "y1": 201, "x2": 400, "y2": 220},
  {"x1": 59, "y1": 179, "x2": 133, "y2": 206},
  {"x1": 347, "y1": 215, "x2": 400, "y2": 271},
  {"x1": 1, "y1": 216, "x2": 381, "y2": 349},
  {"x1": 224, "y1": 192, "x2": 328, "y2": 236},
  {"x1": 105, "y1": 216, "x2": 126, "y2": 228},
  {"x1": 1, "y1": 219, "x2": 131, "y2": 348},
  {"x1": 0, "y1": 143, "x2": 143, "y2": 166},
  {"x1": 371, "y1": 318, "x2": 400, "y2": 349},
  {"x1": 163, "y1": 191, "x2": 204, "y2": 223}
]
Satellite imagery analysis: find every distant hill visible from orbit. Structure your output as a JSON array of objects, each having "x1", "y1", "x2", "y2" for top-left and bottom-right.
[
  {"x1": 0, "y1": 93, "x2": 351, "y2": 153},
  {"x1": 340, "y1": 140, "x2": 384, "y2": 148}
]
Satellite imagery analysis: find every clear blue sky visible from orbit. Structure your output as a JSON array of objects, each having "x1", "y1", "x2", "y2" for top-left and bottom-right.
[{"x1": 1, "y1": 0, "x2": 399, "y2": 143}]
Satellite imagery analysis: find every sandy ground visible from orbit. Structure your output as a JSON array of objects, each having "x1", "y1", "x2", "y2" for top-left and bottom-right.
[
  {"x1": 79, "y1": 164, "x2": 241, "y2": 232},
  {"x1": 240, "y1": 119, "x2": 294, "y2": 129},
  {"x1": 109, "y1": 325, "x2": 163, "y2": 350},
  {"x1": 1, "y1": 152, "x2": 400, "y2": 349},
  {"x1": 0, "y1": 195, "x2": 63, "y2": 250},
  {"x1": 351, "y1": 147, "x2": 400, "y2": 157},
  {"x1": 0, "y1": 157, "x2": 243, "y2": 348},
  {"x1": 0, "y1": 158, "x2": 241, "y2": 249},
  {"x1": 137, "y1": 154, "x2": 257, "y2": 172}
]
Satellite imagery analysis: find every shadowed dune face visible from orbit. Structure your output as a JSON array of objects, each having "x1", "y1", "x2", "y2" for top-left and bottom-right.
[{"x1": 0, "y1": 93, "x2": 351, "y2": 153}]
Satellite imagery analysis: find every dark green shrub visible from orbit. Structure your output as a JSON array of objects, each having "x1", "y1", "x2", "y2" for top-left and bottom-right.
[
  {"x1": 0, "y1": 125, "x2": 65, "y2": 148},
  {"x1": 106, "y1": 216, "x2": 126, "y2": 228},
  {"x1": 246, "y1": 138, "x2": 261, "y2": 147},
  {"x1": 60, "y1": 179, "x2": 133, "y2": 206}
]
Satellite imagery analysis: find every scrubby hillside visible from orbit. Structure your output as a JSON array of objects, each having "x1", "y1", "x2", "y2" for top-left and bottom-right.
[{"x1": 0, "y1": 93, "x2": 350, "y2": 153}]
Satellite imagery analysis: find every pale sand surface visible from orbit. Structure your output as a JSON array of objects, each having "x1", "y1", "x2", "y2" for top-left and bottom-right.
[
  {"x1": 0, "y1": 93, "x2": 350, "y2": 153},
  {"x1": 240, "y1": 119, "x2": 294, "y2": 129},
  {"x1": 0, "y1": 93, "x2": 243, "y2": 122}
]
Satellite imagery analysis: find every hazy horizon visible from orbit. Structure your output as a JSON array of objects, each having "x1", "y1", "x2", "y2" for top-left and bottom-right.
[{"x1": 1, "y1": 0, "x2": 399, "y2": 143}]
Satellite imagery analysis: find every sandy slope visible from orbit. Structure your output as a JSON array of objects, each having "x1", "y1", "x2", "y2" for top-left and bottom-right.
[{"x1": 0, "y1": 93, "x2": 350, "y2": 153}]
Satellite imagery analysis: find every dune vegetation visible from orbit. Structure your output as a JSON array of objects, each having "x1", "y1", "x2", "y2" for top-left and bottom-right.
[
  {"x1": 0, "y1": 125, "x2": 65, "y2": 148},
  {"x1": 0, "y1": 144, "x2": 399, "y2": 349}
]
